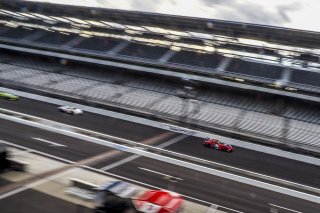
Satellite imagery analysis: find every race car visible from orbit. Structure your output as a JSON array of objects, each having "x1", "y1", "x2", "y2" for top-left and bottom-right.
[
  {"x1": 57, "y1": 106, "x2": 83, "y2": 115},
  {"x1": 203, "y1": 138, "x2": 233, "y2": 152},
  {"x1": 134, "y1": 189, "x2": 184, "y2": 213},
  {"x1": 0, "y1": 92, "x2": 19, "y2": 101}
]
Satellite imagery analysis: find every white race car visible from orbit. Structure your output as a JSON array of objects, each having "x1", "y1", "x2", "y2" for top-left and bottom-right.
[{"x1": 58, "y1": 106, "x2": 83, "y2": 115}]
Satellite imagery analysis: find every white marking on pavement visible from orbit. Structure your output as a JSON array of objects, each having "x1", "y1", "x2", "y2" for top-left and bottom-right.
[
  {"x1": 0, "y1": 168, "x2": 78, "y2": 200},
  {"x1": 139, "y1": 167, "x2": 183, "y2": 180},
  {"x1": 1, "y1": 112, "x2": 320, "y2": 203},
  {"x1": 100, "y1": 155, "x2": 139, "y2": 171},
  {"x1": 157, "y1": 134, "x2": 188, "y2": 148},
  {"x1": 1, "y1": 140, "x2": 74, "y2": 163},
  {"x1": 84, "y1": 166, "x2": 243, "y2": 213},
  {"x1": 20, "y1": 120, "x2": 320, "y2": 195},
  {"x1": 1, "y1": 139, "x2": 242, "y2": 213},
  {"x1": 269, "y1": 203, "x2": 302, "y2": 213},
  {"x1": 31, "y1": 137, "x2": 67, "y2": 147},
  {"x1": 0, "y1": 186, "x2": 29, "y2": 200},
  {"x1": 1, "y1": 87, "x2": 319, "y2": 166},
  {"x1": 100, "y1": 135, "x2": 188, "y2": 171},
  {"x1": 4, "y1": 111, "x2": 318, "y2": 196}
]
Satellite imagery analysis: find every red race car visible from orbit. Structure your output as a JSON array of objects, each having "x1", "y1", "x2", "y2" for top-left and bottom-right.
[
  {"x1": 203, "y1": 138, "x2": 233, "y2": 153},
  {"x1": 134, "y1": 189, "x2": 184, "y2": 213}
]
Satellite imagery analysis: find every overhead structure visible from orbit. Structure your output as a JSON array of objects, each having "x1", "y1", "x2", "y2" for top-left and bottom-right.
[
  {"x1": 0, "y1": 0, "x2": 319, "y2": 99},
  {"x1": 2, "y1": 0, "x2": 320, "y2": 49}
]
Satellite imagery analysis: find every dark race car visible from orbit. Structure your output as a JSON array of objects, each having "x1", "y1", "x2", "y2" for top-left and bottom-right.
[{"x1": 203, "y1": 138, "x2": 233, "y2": 153}]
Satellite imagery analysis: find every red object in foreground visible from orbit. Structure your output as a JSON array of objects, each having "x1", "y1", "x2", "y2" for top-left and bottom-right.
[
  {"x1": 203, "y1": 138, "x2": 233, "y2": 152},
  {"x1": 135, "y1": 189, "x2": 184, "y2": 213}
]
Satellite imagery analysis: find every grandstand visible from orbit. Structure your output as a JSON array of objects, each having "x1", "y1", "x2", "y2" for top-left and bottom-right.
[{"x1": 0, "y1": 0, "x2": 319, "y2": 155}]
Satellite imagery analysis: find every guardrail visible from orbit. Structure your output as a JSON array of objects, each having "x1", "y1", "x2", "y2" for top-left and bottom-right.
[{"x1": 0, "y1": 107, "x2": 319, "y2": 204}]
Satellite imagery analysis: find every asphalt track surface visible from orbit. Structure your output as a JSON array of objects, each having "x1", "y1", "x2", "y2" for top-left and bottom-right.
[
  {"x1": 105, "y1": 156, "x2": 320, "y2": 213},
  {"x1": 1, "y1": 119, "x2": 319, "y2": 212},
  {"x1": 0, "y1": 98, "x2": 320, "y2": 212},
  {"x1": 1, "y1": 98, "x2": 319, "y2": 188},
  {"x1": 0, "y1": 118, "x2": 113, "y2": 162},
  {"x1": 0, "y1": 97, "x2": 165, "y2": 142},
  {"x1": 167, "y1": 137, "x2": 320, "y2": 188}
]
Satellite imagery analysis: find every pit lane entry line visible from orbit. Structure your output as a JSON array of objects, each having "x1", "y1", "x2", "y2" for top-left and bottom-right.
[
  {"x1": 138, "y1": 167, "x2": 183, "y2": 181},
  {"x1": 100, "y1": 134, "x2": 188, "y2": 171},
  {"x1": 1, "y1": 111, "x2": 320, "y2": 203},
  {"x1": 1, "y1": 86, "x2": 320, "y2": 166},
  {"x1": 268, "y1": 203, "x2": 302, "y2": 213},
  {"x1": 31, "y1": 137, "x2": 67, "y2": 147},
  {"x1": 0, "y1": 139, "x2": 243, "y2": 213}
]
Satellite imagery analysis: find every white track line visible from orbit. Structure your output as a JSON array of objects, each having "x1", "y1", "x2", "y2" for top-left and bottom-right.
[
  {"x1": 269, "y1": 203, "x2": 302, "y2": 213},
  {"x1": 138, "y1": 167, "x2": 183, "y2": 181},
  {"x1": 84, "y1": 166, "x2": 243, "y2": 213},
  {"x1": 0, "y1": 186, "x2": 29, "y2": 200},
  {"x1": 1, "y1": 111, "x2": 320, "y2": 203},
  {"x1": 31, "y1": 137, "x2": 67, "y2": 147},
  {"x1": 2, "y1": 109, "x2": 318, "y2": 194},
  {"x1": 157, "y1": 135, "x2": 188, "y2": 148},
  {"x1": 0, "y1": 168, "x2": 78, "y2": 200},
  {"x1": 100, "y1": 135, "x2": 187, "y2": 171},
  {"x1": 1, "y1": 86, "x2": 320, "y2": 166},
  {"x1": 1, "y1": 140, "x2": 74, "y2": 164},
  {"x1": 101, "y1": 155, "x2": 139, "y2": 171},
  {"x1": 1, "y1": 139, "x2": 242, "y2": 213}
]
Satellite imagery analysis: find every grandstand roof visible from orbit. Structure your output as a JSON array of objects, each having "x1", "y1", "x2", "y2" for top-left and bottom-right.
[
  {"x1": 0, "y1": 0, "x2": 320, "y2": 101},
  {"x1": 1, "y1": 0, "x2": 320, "y2": 49}
]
